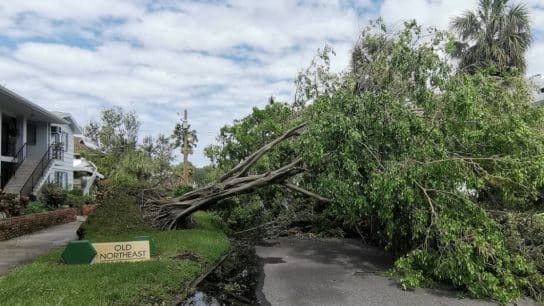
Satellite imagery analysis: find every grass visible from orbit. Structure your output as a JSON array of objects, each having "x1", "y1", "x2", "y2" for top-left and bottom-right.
[{"x1": 0, "y1": 193, "x2": 230, "y2": 306}]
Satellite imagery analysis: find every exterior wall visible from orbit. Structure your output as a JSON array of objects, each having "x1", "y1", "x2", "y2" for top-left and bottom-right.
[
  {"x1": 0, "y1": 87, "x2": 76, "y2": 194},
  {"x1": 26, "y1": 121, "x2": 49, "y2": 160},
  {"x1": 46, "y1": 123, "x2": 75, "y2": 190}
]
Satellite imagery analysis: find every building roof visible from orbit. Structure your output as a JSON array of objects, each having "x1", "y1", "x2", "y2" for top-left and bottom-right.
[
  {"x1": 0, "y1": 84, "x2": 67, "y2": 124},
  {"x1": 52, "y1": 111, "x2": 83, "y2": 134},
  {"x1": 74, "y1": 136, "x2": 99, "y2": 152}
]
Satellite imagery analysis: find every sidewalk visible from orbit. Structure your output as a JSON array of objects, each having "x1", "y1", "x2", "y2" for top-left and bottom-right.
[{"x1": 0, "y1": 218, "x2": 85, "y2": 276}]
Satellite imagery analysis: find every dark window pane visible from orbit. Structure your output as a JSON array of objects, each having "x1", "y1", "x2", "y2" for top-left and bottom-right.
[{"x1": 27, "y1": 124, "x2": 37, "y2": 145}]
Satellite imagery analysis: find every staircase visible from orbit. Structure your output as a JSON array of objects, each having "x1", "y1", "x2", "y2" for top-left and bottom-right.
[
  {"x1": 3, "y1": 159, "x2": 40, "y2": 194},
  {"x1": 3, "y1": 144, "x2": 62, "y2": 196}
]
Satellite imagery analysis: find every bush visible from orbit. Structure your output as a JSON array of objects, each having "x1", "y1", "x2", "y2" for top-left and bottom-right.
[
  {"x1": 69, "y1": 188, "x2": 83, "y2": 196},
  {"x1": 24, "y1": 201, "x2": 49, "y2": 214},
  {"x1": 66, "y1": 193, "x2": 95, "y2": 208},
  {"x1": 0, "y1": 192, "x2": 28, "y2": 217},
  {"x1": 41, "y1": 183, "x2": 66, "y2": 208}
]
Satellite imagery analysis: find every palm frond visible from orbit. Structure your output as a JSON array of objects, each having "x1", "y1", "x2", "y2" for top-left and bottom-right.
[{"x1": 451, "y1": 0, "x2": 532, "y2": 73}]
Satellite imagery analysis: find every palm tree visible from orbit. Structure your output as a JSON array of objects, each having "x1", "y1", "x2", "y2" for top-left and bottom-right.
[
  {"x1": 451, "y1": 0, "x2": 532, "y2": 74},
  {"x1": 172, "y1": 123, "x2": 197, "y2": 154}
]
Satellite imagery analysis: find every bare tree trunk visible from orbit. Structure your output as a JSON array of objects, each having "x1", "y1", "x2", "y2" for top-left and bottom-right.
[{"x1": 145, "y1": 123, "x2": 329, "y2": 230}]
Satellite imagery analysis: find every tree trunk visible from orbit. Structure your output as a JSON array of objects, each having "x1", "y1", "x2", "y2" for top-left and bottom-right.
[{"x1": 145, "y1": 123, "x2": 329, "y2": 230}]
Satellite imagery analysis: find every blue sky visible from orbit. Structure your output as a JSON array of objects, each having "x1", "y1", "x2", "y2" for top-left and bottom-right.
[{"x1": 0, "y1": 0, "x2": 543, "y2": 166}]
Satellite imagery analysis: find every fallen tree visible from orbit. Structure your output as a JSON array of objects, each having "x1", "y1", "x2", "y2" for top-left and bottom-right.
[
  {"x1": 144, "y1": 123, "x2": 329, "y2": 230},
  {"x1": 144, "y1": 20, "x2": 544, "y2": 304}
]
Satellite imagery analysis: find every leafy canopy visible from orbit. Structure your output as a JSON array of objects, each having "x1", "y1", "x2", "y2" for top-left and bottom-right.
[
  {"x1": 301, "y1": 20, "x2": 544, "y2": 303},
  {"x1": 207, "y1": 19, "x2": 544, "y2": 303}
]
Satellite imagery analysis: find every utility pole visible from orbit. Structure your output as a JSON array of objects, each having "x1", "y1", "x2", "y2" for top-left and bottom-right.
[{"x1": 182, "y1": 109, "x2": 189, "y2": 186}]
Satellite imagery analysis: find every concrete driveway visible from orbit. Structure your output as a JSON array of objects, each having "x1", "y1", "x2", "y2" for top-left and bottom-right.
[
  {"x1": 0, "y1": 220, "x2": 84, "y2": 276},
  {"x1": 255, "y1": 237, "x2": 538, "y2": 306}
]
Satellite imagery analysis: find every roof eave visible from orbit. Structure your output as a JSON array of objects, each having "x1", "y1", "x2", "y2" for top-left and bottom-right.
[{"x1": 0, "y1": 84, "x2": 68, "y2": 124}]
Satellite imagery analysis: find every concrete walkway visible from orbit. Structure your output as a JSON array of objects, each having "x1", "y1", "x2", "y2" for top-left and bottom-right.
[
  {"x1": 256, "y1": 237, "x2": 538, "y2": 306},
  {"x1": 0, "y1": 220, "x2": 84, "y2": 276}
]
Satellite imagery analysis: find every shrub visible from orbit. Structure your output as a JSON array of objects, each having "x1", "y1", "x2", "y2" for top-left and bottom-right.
[
  {"x1": 24, "y1": 201, "x2": 48, "y2": 214},
  {"x1": 69, "y1": 188, "x2": 84, "y2": 196},
  {"x1": 41, "y1": 183, "x2": 66, "y2": 208},
  {"x1": 0, "y1": 192, "x2": 28, "y2": 217},
  {"x1": 66, "y1": 193, "x2": 95, "y2": 208}
]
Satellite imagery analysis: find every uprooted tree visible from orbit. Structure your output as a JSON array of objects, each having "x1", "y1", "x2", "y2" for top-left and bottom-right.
[
  {"x1": 147, "y1": 20, "x2": 544, "y2": 304},
  {"x1": 145, "y1": 123, "x2": 329, "y2": 230}
]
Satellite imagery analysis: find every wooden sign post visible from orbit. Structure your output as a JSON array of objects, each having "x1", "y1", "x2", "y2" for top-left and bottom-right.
[{"x1": 91, "y1": 241, "x2": 151, "y2": 264}]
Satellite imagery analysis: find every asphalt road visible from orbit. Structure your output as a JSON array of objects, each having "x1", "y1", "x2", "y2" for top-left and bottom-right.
[{"x1": 255, "y1": 237, "x2": 539, "y2": 306}]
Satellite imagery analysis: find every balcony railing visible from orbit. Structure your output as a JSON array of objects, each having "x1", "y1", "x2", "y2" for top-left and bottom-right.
[{"x1": 20, "y1": 143, "x2": 63, "y2": 196}]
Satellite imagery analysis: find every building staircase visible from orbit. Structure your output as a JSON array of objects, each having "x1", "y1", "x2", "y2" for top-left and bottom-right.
[
  {"x1": 3, "y1": 159, "x2": 40, "y2": 194},
  {"x1": 2, "y1": 143, "x2": 61, "y2": 196}
]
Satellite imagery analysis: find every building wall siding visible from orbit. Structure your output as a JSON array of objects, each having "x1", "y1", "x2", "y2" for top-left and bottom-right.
[
  {"x1": 26, "y1": 121, "x2": 49, "y2": 160},
  {"x1": 48, "y1": 123, "x2": 75, "y2": 190}
]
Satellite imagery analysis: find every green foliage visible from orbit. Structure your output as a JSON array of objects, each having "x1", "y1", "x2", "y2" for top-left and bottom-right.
[
  {"x1": 192, "y1": 166, "x2": 221, "y2": 187},
  {"x1": 65, "y1": 193, "x2": 95, "y2": 208},
  {"x1": 109, "y1": 150, "x2": 159, "y2": 189},
  {"x1": 172, "y1": 116, "x2": 198, "y2": 152},
  {"x1": 205, "y1": 101, "x2": 300, "y2": 172},
  {"x1": 84, "y1": 107, "x2": 140, "y2": 154},
  {"x1": 200, "y1": 18, "x2": 543, "y2": 303},
  {"x1": 24, "y1": 201, "x2": 49, "y2": 214},
  {"x1": 84, "y1": 107, "x2": 176, "y2": 191},
  {"x1": 300, "y1": 21, "x2": 544, "y2": 303},
  {"x1": 41, "y1": 183, "x2": 67, "y2": 208},
  {"x1": 218, "y1": 196, "x2": 268, "y2": 231},
  {"x1": 493, "y1": 212, "x2": 544, "y2": 273},
  {"x1": 172, "y1": 185, "x2": 194, "y2": 197},
  {"x1": 141, "y1": 134, "x2": 175, "y2": 182},
  {"x1": 204, "y1": 102, "x2": 302, "y2": 230},
  {"x1": 450, "y1": 0, "x2": 532, "y2": 74}
]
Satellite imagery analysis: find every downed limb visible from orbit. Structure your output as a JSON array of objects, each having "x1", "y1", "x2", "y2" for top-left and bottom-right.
[
  {"x1": 283, "y1": 182, "x2": 330, "y2": 203},
  {"x1": 145, "y1": 123, "x2": 329, "y2": 230}
]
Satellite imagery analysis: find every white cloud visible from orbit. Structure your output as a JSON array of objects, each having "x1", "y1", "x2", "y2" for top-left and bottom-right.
[
  {"x1": 0, "y1": 0, "x2": 542, "y2": 167},
  {"x1": 527, "y1": 42, "x2": 544, "y2": 76},
  {"x1": 379, "y1": 0, "x2": 477, "y2": 29}
]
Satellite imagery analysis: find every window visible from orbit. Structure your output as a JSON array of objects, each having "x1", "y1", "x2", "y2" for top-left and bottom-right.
[
  {"x1": 51, "y1": 126, "x2": 62, "y2": 143},
  {"x1": 54, "y1": 171, "x2": 68, "y2": 188},
  {"x1": 27, "y1": 124, "x2": 37, "y2": 145}
]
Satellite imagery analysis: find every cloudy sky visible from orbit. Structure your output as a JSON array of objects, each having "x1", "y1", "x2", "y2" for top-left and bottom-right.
[{"x1": 1, "y1": 0, "x2": 543, "y2": 166}]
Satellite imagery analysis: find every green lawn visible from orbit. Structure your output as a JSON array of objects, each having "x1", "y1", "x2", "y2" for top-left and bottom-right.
[{"x1": 0, "y1": 194, "x2": 230, "y2": 306}]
